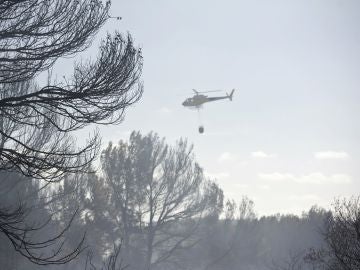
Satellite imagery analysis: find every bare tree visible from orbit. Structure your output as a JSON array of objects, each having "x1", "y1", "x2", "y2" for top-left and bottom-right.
[
  {"x1": 100, "y1": 131, "x2": 213, "y2": 270},
  {"x1": 85, "y1": 244, "x2": 127, "y2": 270},
  {"x1": 0, "y1": 0, "x2": 143, "y2": 265},
  {"x1": 0, "y1": 204, "x2": 85, "y2": 265},
  {"x1": 100, "y1": 133, "x2": 147, "y2": 262},
  {"x1": 0, "y1": 33, "x2": 143, "y2": 182},
  {"x1": 305, "y1": 196, "x2": 360, "y2": 270},
  {"x1": 0, "y1": 0, "x2": 110, "y2": 83},
  {"x1": 0, "y1": 172, "x2": 88, "y2": 266}
]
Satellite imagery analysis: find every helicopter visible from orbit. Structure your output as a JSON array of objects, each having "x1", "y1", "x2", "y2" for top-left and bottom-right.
[
  {"x1": 182, "y1": 89, "x2": 235, "y2": 134},
  {"x1": 182, "y1": 89, "x2": 235, "y2": 108}
]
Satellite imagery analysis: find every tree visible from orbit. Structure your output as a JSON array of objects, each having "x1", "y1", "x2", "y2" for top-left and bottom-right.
[
  {"x1": 306, "y1": 197, "x2": 360, "y2": 270},
  {"x1": 0, "y1": 171, "x2": 86, "y2": 267},
  {"x1": 85, "y1": 244, "x2": 127, "y2": 270},
  {"x1": 0, "y1": 0, "x2": 143, "y2": 265},
  {"x1": 100, "y1": 132, "x2": 147, "y2": 263},
  {"x1": 100, "y1": 131, "x2": 214, "y2": 270},
  {"x1": 200, "y1": 196, "x2": 257, "y2": 270},
  {"x1": 1, "y1": 0, "x2": 109, "y2": 84},
  {"x1": 0, "y1": 172, "x2": 43, "y2": 269},
  {"x1": 0, "y1": 2, "x2": 143, "y2": 181},
  {"x1": 268, "y1": 250, "x2": 307, "y2": 270}
]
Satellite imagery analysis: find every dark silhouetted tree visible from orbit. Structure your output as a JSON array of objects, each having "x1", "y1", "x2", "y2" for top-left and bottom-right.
[{"x1": 0, "y1": 0, "x2": 143, "y2": 265}]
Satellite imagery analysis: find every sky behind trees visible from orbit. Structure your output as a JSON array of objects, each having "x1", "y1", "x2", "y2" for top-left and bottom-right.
[{"x1": 60, "y1": 0, "x2": 360, "y2": 215}]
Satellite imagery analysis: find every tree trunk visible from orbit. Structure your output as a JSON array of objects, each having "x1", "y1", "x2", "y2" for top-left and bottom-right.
[{"x1": 145, "y1": 230, "x2": 154, "y2": 270}]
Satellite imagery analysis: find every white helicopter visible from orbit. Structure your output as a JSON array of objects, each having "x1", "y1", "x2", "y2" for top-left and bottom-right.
[
  {"x1": 182, "y1": 89, "x2": 235, "y2": 133},
  {"x1": 182, "y1": 89, "x2": 235, "y2": 108}
]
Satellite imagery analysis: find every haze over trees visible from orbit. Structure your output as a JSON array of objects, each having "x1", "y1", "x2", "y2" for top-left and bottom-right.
[{"x1": 1, "y1": 126, "x2": 359, "y2": 270}]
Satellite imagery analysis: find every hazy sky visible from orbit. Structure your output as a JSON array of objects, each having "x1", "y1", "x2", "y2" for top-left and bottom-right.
[{"x1": 65, "y1": 0, "x2": 360, "y2": 216}]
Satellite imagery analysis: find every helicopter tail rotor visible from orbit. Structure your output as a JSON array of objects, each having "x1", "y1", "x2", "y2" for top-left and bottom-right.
[{"x1": 227, "y1": 89, "x2": 235, "y2": 101}]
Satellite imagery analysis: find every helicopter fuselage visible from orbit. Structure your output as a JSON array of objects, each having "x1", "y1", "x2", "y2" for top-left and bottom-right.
[
  {"x1": 182, "y1": 94, "x2": 207, "y2": 107},
  {"x1": 182, "y1": 94, "x2": 231, "y2": 108}
]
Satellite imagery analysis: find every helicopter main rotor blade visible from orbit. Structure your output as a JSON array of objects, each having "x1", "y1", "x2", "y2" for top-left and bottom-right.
[
  {"x1": 196, "y1": 90, "x2": 223, "y2": 93},
  {"x1": 205, "y1": 90, "x2": 223, "y2": 92},
  {"x1": 192, "y1": 89, "x2": 224, "y2": 94}
]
